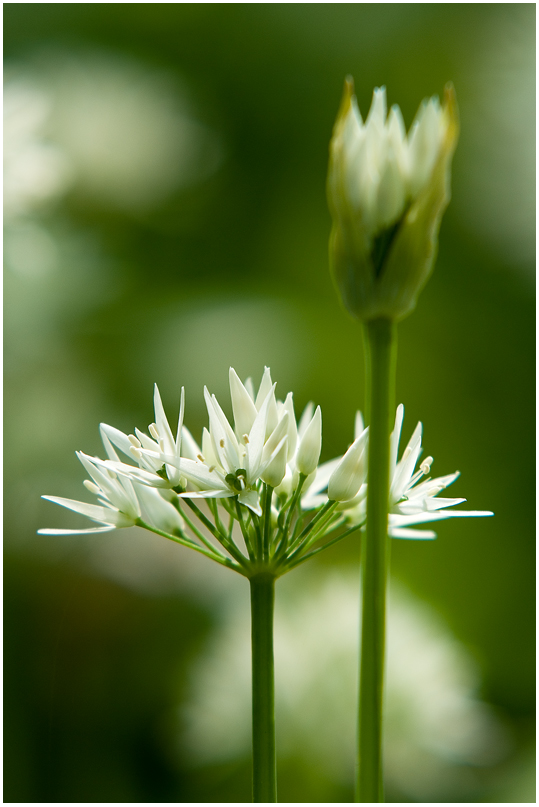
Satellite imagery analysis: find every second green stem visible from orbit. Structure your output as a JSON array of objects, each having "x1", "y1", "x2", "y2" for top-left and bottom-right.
[{"x1": 357, "y1": 317, "x2": 397, "y2": 803}]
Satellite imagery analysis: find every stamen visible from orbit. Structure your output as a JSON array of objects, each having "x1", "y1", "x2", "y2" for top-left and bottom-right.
[
  {"x1": 128, "y1": 434, "x2": 141, "y2": 448},
  {"x1": 197, "y1": 453, "x2": 205, "y2": 463},
  {"x1": 420, "y1": 456, "x2": 433, "y2": 475},
  {"x1": 208, "y1": 465, "x2": 216, "y2": 473},
  {"x1": 243, "y1": 434, "x2": 250, "y2": 444},
  {"x1": 220, "y1": 439, "x2": 225, "y2": 448},
  {"x1": 149, "y1": 423, "x2": 160, "y2": 440},
  {"x1": 129, "y1": 446, "x2": 142, "y2": 459},
  {"x1": 83, "y1": 480, "x2": 101, "y2": 495}
]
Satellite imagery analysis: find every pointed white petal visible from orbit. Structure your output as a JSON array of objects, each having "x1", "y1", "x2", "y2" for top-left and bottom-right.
[
  {"x1": 298, "y1": 402, "x2": 315, "y2": 439},
  {"x1": 41, "y1": 495, "x2": 133, "y2": 526},
  {"x1": 283, "y1": 392, "x2": 298, "y2": 460},
  {"x1": 230, "y1": 367, "x2": 258, "y2": 439},
  {"x1": 389, "y1": 404, "x2": 404, "y2": 472},
  {"x1": 296, "y1": 406, "x2": 322, "y2": 475},
  {"x1": 153, "y1": 384, "x2": 176, "y2": 455},
  {"x1": 246, "y1": 383, "x2": 276, "y2": 478},
  {"x1": 38, "y1": 526, "x2": 117, "y2": 535},
  {"x1": 328, "y1": 428, "x2": 369, "y2": 502},
  {"x1": 175, "y1": 386, "x2": 185, "y2": 453},
  {"x1": 306, "y1": 457, "x2": 342, "y2": 497},
  {"x1": 100, "y1": 423, "x2": 133, "y2": 457},
  {"x1": 390, "y1": 527, "x2": 437, "y2": 540},
  {"x1": 181, "y1": 425, "x2": 201, "y2": 461},
  {"x1": 354, "y1": 411, "x2": 365, "y2": 441},
  {"x1": 238, "y1": 488, "x2": 262, "y2": 516}
]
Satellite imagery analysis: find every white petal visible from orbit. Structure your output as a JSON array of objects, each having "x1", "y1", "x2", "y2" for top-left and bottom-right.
[
  {"x1": 375, "y1": 151, "x2": 407, "y2": 228},
  {"x1": 283, "y1": 392, "x2": 298, "y2": 460},
  {"x1": 255, "y1": 367, "x2": 273, "y2": 410},
  {"x1": 179, "y1": 457, "x2": 229, "y2": 491},
  {"x1": 247, "y1": 383, "x2": 276, "y2": 477},
  {"x1": 390, "y1": 527, "x2": 437, "y2": 540},
  {"x1": 328, "y1": 428, "x2": 369, "y2": 502},
  {"x1": 100, "y1": 423, "x2": 133, "y2": 458},
  {"x1": 38, "y1": 526, "x2": 117, "y2": 535},
  {"x1": 230, "y1": 367, "x2": 258, "y2": 439},
  {"x1": 181, "y1": 425, "x2": 201, "y2": 461},
  {"x1": 389, "y1": 404, "x2": 404, "y2": 472},
  {"x1": 307, "y1": 457, "x2": 342, "y2": 497},
  {"x1": 296, "y1": 406, "x2": 322, "y2": 476},
  {"x1": 153, "y1": 384, "x2": 176, "y2": 456},
  {"x1": 261, "y1": 437, "x2": 288, "y2": 488},
  {"x1": 238, "y1": 488, "x2": 262, "y2": 516},
  {"x1": 175, "y1": 387, "x2": 185, "y2": 453},
  {"x1": 354, "y1": 411, "x2": 365, "y2": 441},
  {"x1": 41, "y1": 495, "x2": 133, "y2": 527},
  {"x1": 297, "y1": 402, "x2": 314, "y2": 439}
]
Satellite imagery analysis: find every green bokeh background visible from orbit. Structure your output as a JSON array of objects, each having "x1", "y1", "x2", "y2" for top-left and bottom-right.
[{"x1": 4, "y1": 4, "x2": 535, "y2": 803}]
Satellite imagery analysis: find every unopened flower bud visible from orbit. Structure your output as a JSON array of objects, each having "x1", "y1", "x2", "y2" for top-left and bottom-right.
[
  {"x1": 328, "y1": 428, "x2": 368, "y2": 502},
  {"x1": 296, "y1": 405, "x2": 322, "y2": 475},
  {"x1": 261, "y1": 438, "x2": 288, "y2": 488},
  {"x1": 327, "y1": 77, "x2": 458, "y2": 322}
]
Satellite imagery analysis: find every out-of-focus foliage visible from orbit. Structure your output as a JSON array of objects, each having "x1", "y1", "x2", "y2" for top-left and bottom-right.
[{"x1": 4, "y1": 4, "x2": 535, "y2": 803}]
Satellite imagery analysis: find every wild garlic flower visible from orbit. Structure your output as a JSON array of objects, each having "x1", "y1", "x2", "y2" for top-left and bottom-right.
[
  {"x1": 40, "y1": 370, "x2": 491, "y2": 572},
  {"x1": 99, "y1": 384, "x2": 186, "y2": 490},
  {"x1": 327, "y1": 78, "x2": 458, "y2": 322},
  {"x1": 39, "y1": 428, "x2": 184, "y2": 537},
  {"x1": 306, "y1": 404, "x2": 492, "y2": 539},
  {"x1": 40, "y1": 369, "x2": 364, "y2": 577}
]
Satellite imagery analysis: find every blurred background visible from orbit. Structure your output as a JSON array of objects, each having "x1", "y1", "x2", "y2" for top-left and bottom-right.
[{"x1": 4, "y1": 4, "x2": 535, "y2": 803}]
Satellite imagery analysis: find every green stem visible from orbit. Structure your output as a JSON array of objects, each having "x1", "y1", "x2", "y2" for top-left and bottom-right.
[
  {"x1": 263, "y1": 485, "x2": 273, "y2": 562},
  {"x1": 250, "y1": 573, "x2": 277, "y2": 803},
  {"x1": 136, "y1": 519, "x2": 240, "y2": 572},
  {"x1": 356, "y1": 318, "x2": 397, "y2": 803},
  {"x1": 285, "y1": 521, "x2": 361, "y2": 571},
  {"x1": 184, "y1": 498, "x2": 249, "y2": 568}
]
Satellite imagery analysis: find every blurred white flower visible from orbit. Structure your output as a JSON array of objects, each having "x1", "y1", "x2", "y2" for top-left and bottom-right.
[
  {"x1": 181, "y1": 570, "x2": 507, "y2": 801},
  {"x1": 4, "y1": 51, "x2": 222, "y2": 214},
  {"x1": 3, "y1": 77, "x2": 74, "y2": 220}
]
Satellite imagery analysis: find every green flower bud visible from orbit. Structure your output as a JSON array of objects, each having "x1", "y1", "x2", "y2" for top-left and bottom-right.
[{"x1": 327, "y1": 78, "x2": 459, "y2": 322}]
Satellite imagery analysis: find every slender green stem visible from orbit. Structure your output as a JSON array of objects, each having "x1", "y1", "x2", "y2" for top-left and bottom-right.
[
  {"x1": 356, "y1": 317, "x2": 397, "y2": 803},
  {"x1": 279, "y1": 474, "x2": 306, "y2": 548},
  {"x1": 235, "y1": 498, "x2": 256, "y2": 562},
  {"x1": 136, "y1": 519, "x2": 240, "y2": 571},
  {"x1": 250, "y1": 573, "x2": 277, "y2": 803},
  {"x1": 287, "y1": 500, "x2": 336, "y2": 554},
  {"x1": 174, "y1": 502, "x2": 230, "y2": 560},
  {"x1": 284, "y1": 522, "x2": 361, "y2": 571},
  {"x1": 184, "y1": 498, "x2": 249, "y2": 568},
  {"x1": 263, "y1": 485, "x2": 273, "y2": 562}
]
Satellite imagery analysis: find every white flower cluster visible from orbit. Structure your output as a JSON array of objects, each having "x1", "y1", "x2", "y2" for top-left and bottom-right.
[
  {"x1": 40, "y1": 368, "x2": 491, "y2": 574},
  {"x1": 305, "y1": 404, "x2": 492, "y2": 540}
]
